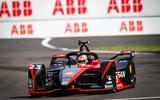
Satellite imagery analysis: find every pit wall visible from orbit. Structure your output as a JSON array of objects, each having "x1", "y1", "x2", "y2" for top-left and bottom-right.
[{"x1": 0, "y1": 0, "x2": 160, "y2": 38}]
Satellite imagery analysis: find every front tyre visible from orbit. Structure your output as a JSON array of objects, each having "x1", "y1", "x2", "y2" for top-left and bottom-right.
[
  {"x1": 111, "y1": 64, "x2": 117, "y2": 93},
  {"x1": 28, "y1": 64, "x2": 46, "y2": 93}
]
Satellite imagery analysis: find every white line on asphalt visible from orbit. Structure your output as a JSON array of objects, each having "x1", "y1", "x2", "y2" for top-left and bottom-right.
[
  {"x1": 41, "y1": 38, "x2": 155, "y2": 55},
  {"x1": 41, "y1": 37, "x2": 57, "y2": 49},
  {"x1": 41, "y1": 39, "x2": 121, "y2": 53},
  {"x1": 107, "y1": 96, "x2": 160, "y2": 100},
  {"x1": 41, "y1": 37, "x2": 70, "y2": 51}
]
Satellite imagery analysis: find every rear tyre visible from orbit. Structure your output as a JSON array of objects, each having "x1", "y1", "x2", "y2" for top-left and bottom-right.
[
  {"x1": 36, "y1": 65, "x2": 46, "y2": 88},
  {"x1": 131, "y1": 74, "x2": 136, "y2": 88},
  {"x1": 129, "y1": 63, "x2": 136, "y2": 88}
]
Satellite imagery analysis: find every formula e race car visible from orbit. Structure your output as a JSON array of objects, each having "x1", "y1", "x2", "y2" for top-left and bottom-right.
[{"x1": 28, "y1": 40, "x2": 136, "y2": 97}]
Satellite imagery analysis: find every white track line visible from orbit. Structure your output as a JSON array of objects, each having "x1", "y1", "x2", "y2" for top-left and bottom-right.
[
  {"x1": 41, "y1": 37, "x2": 70, "y2": 51},
  {"x1": 107, "y1": 96, "x2": 160, "y2": 100},
  {"x1": 41, "y1": 38, "x2": 121, "y2": 53},
  {"x1": 41, "y1": 38, "x2": 155, "y2": 54},
  {"x1": 41, "y1": 37, "x2": 57, "y2": 49}
]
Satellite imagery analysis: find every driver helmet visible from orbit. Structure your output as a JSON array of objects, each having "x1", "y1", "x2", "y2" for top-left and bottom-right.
[{"x1": 78, "y1": 55, "x2": 88, "y2": 65}]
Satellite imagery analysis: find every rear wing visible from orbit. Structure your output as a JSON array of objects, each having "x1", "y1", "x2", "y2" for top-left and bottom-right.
[{"x1": 110, "y1": 51, "x2": 135, "y2": 60}]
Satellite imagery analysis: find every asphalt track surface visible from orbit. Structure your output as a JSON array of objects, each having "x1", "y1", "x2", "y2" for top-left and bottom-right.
[{"x1": 0, "y1": 35, "x2": 160, "y2": 100}]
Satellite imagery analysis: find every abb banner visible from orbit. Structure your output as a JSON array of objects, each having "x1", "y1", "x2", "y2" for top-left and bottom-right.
[{"x1": 0, "y1": 0, "x2": 160, "y2": 38}]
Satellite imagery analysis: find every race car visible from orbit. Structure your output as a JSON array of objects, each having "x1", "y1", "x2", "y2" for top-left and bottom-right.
[{"x1": 28, "y1": 40, "x2": 136, "y2": 97}]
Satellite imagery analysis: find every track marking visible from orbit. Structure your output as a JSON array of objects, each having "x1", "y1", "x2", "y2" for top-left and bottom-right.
[
  {"x1": 41, "y1": 37, "x2": 70, "y2": 51},
  {"x1": 41, "y1": 38, "x2": 156, "y2": 55},
  {"x1": 107, "y1": 96, "x2": 160, "y2": 100},
  {"x1": 41, "y1": 37, "x2": 56, "y2": 49}
]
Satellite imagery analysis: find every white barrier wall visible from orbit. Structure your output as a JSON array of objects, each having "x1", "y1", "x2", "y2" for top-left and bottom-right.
[{"x1": 0, "y1": 0, "x2": 160, "y2": 38}]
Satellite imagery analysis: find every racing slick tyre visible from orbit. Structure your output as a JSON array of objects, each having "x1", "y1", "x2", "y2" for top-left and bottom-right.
[
  {"x1": 35, "y1": 64, "x2": 46, "y2": 89},
  {"x1": 28, "y1": 64, "x2": 46, "y2": 97},
  {"x1": 128, "y1": 63, "x2": 136, "y2": 88},
  {"x1": 111, "y1": 63, "x2": 117, "y2": 93}
]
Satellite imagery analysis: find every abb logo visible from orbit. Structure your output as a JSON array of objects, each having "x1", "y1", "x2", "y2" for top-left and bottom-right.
[
  {"x1": 107, "y1": 0, "x2": 143, "y2": 13},
  {"x1": 52, "y1": 0, "x2": 87, "y2": 15},
  {"x1": 11, "y1": 24, "x2": 33, "y2": 35},
  {"x1": 120, "y1": 21, "x2": 143, "y2": 32},
  {"x1": 65, "y1": 22, "x2": 87, "y2": 33},
  {"x1": 0, "y1": 0, "x2": 32, "y2": 17}
]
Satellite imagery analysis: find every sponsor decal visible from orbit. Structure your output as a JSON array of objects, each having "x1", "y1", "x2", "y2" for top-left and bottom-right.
[
  {"x1": 117, "y1": 84, "x2": 123, "y2": 87},
  {"x1": 11, "y1": 24, "x2": 33, "y2": 36},
  {"x1": 129, "y1": 65, "x2": 132, "y2": 74},
  {"x1": 106, "y1": 75, "x2": 112, "y2": 81},
  {"x1": 64, "y1": 22, "x2": 88, "y2": 34},
  {"x1": 116, "y1": 75, "x2": 118, "y2": 83},
  {"x1": 106, "y1": 75, "x2": 112, "y2": 84},
  {"x1": 29, "y1": 64, "x2": 41, "y2": 69},
  {"x1": 0, "y1": 0, "x2": 32, "y2": 18},
  {"x1": 119, "y1": 60, "x2": 128, "y2": 63},
  {"x1": 117, "y1": 71, "x2": 126, "y2": 78},
  {"x1": 29, "y1": 66, "x2": 33, "y2": 69},
  {"x1": 107, "y1": 0, "x2": 143, "y2": 14},
  {"x1": 105, "y1": 84, "x2": 113, "y2": 88},
  {"x1": 120, "y1": 21, "x2": 143, "y2": 32},
  {"x1": 52, "y1": 0, "x2": 87, "y2": 15},
  {"x1": 64, "y1": 72, "x2": 74, "y2": 77}
]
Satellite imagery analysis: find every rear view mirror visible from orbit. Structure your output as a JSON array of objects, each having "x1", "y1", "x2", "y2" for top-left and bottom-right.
[{"x1": 131, "y1": 51, "x2": 135, "y2": 57}]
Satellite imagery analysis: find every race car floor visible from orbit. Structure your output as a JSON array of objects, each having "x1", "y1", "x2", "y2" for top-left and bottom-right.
[{"x1": 0, "y1": 37, "x2": 160, "y2": 100}]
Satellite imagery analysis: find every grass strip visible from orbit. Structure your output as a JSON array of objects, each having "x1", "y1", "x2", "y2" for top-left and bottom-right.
[{"x1": 90, "y1": 44, "x2": 160, "y2": 52}]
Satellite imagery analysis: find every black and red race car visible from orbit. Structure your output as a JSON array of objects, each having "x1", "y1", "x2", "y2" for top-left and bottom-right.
[{"x1": 28, "y1": 41, "x2": 136, "y2": 97}]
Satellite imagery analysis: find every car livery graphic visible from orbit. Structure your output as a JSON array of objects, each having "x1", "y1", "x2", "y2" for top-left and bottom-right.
[{"x1": 28, "y1": 40, "x2": 136, "y2": 97}]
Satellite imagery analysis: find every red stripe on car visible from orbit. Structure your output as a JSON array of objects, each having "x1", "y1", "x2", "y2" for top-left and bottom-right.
[
  {"x1": 101, "y1": 60, "x2": 113, "y2": 80},
  {"x1": 29, "y1": 64, "x2": 35, "y2": 92},
  {"x1": 66, "y1": 68, "x2": 87, "y2": 86}
]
